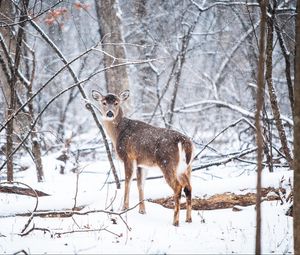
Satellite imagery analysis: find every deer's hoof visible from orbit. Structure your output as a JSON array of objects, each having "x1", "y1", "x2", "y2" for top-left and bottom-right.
[
  {"x1": 186, "y1": 218, "x2": 192, "y2": 223},
  {"x1": 139, "y1": 208, "x2": 146, "y2": 214},
  {"x1": 173, "y1": 221, "x2": 179, "y2": 227}
]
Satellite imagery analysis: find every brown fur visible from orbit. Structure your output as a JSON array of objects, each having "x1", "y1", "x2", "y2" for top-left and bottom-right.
[{"x1": 92, "y1": 90, "x2": 194, "y2": 226}]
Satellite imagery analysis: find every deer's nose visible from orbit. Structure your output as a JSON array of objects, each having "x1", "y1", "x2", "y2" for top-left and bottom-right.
[{"x1": 106, "y1": 111, "x2": 114, "y2": 118}]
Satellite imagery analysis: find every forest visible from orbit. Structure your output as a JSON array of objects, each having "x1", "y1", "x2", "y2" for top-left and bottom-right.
[{"x1": 0, "y1": 0, "x2": 299, "y2": 254}]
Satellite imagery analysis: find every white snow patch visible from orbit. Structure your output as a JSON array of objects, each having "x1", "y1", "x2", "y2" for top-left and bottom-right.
[{"x1": 0, "y1": 156, "x2": 294, "y2": 254}]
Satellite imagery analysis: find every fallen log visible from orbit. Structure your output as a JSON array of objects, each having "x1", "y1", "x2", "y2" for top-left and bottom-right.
[{"x1": 0, "y1": 185, "x2": 49, "y2": 197}]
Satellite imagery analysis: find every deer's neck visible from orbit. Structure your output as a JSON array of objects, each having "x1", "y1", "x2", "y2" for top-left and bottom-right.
[{"x1": 102, "y1": 108, "x2": 124, "y2": 148}]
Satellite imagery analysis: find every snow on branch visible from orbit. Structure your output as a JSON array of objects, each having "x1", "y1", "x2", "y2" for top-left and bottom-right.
[{"x1": 173, "y1": 99, "x2": 293, "y2": 125}]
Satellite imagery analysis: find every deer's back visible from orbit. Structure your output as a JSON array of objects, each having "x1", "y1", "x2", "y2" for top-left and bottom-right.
[{"x1": 115, "y1": 118, "x2": 193, "y2": 168}]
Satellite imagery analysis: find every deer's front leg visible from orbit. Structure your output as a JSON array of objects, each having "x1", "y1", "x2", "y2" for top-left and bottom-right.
[
  {"x1": 123, "y1": 160, "x2": 134, "y2": 211},
  {"x1": 137, "y1": 167, "x2": 146, "y2": 214}
]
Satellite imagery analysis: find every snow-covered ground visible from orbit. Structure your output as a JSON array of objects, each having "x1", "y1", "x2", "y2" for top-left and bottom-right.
[{"x1": 0, "y1": 154, "x2": 293, "y2": 254}]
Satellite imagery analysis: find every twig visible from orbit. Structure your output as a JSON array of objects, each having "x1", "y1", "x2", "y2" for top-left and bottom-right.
[
  {"x1": 20, "y1": 224, "x2": 121, "y2": 238},
  {"x1": 19, "y1": 224, "x2": 51, "y2": 237},
  {"x1": 194, "y1": 117, "x2": 256, "y2": 159},
  {"x1": 12, "y1": 249, "x2": 28, "y2": 255},
  {"x1": 72, "y1": 165, "x2": 87, "y2": 210},
  {"x1": 0, "y1": 44, "x2": 100, "y2": 134},
  {"x1": 15, "y1": 201, "x2": 143, "y2": 231},
  {"x1": 105, "y1": 189, "x2": 118, "y2": 210},
  {"x1": 192, "y1": 147, "x2": 257, "y2": 171}
]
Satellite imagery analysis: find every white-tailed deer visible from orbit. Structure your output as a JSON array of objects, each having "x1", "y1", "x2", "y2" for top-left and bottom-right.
[{"x1": 92, "y1": 90, "x2": 194, "y2": 226}]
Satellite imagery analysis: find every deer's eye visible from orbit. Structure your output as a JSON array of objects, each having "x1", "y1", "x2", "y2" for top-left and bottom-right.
[
  {"x1": 114, "y1": 101, "x2": 118, "y2": 106},
  {"x1": 102, "y1": 101, "x2": 107, "y2": 106}
]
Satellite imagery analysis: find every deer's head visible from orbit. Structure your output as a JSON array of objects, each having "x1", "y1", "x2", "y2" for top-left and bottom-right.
[{"x1": 92, "y1": 90, "x2": 130, "y2": 120}]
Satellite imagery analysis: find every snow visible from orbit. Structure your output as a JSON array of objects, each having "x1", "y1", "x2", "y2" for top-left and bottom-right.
[{"x1": 0, "y1": 154, "x2": 294, "y2": 254}]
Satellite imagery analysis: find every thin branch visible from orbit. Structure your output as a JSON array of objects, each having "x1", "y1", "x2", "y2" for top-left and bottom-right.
[
  {"x1": 274, "y1": 13, "x2": 294, "y2": 113},
  {"x1": 0, "y1": 0, "x2": 64, "y2": 28},
  {"x1": 0, "y1": 32, "x2": 30, "y2": 88},
  {"x1": 16, "y1": 201, "x2": 143, "y2": 232},
  {"x1": 0, "y1": 44, "x2": 99, "y2": 134},
  {"x1": 172, "y1": 99, "x2": 293, "y2": 125},
  {"x1": 194, "y1": 117, "x2": 256, "y2": 159},
  {"x1": 20, "y1": 224, "x2": 121, "y2": 238},
  {"x1": 190, "y1": 0, "x2": 295, "y2": 13},
  {"x1": 192, "y1": 147, "x2": 257, "y2": 171}
]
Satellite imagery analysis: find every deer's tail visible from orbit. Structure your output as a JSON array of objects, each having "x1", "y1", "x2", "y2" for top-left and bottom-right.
[{"x1": 176, "y1": 140, "x2": 193, "y2": 188}]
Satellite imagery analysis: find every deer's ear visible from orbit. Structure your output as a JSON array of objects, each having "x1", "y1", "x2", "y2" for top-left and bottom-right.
[
  {"x1": 92, "y1": 90, "x2": 103, "y2": 101},
  {"x1": 119, "y1": 90, "x2": 130, "y2": 102}
]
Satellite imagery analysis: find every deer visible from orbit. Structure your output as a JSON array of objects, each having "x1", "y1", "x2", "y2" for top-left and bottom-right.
[{"x1": 91, "y1": 89, "x2": 194, "y2": 226}]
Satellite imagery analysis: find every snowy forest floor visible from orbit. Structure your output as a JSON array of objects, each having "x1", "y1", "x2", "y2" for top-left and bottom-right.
[{"x1": 0, "y1": 154, "x2": 294, "y2": 254}]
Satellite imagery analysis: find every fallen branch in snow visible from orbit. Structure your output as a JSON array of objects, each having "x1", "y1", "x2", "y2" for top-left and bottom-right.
[
  {"x1": 12, "y1": 249, "x2": 28, "y2": 255},
  {"x1": 19, "y1": 223, "x2": 122, "y2": 238},
  {"x1": 149, "y1": 187, "x2": 285, "y2": 210},
  {"x1": 15, "y1": 201, "x2": 143, "y2": 232},
  {"x1": 0, "y1": 182, "x2": 41, "y2": 234},
  {"x1": 0, "y1": 184, "x2": 49, "y2": 197}
]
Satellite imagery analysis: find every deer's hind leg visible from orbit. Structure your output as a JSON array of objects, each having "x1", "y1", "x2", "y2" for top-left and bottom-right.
[
  {"x1": 173, "y1": 181, "x2": 183, "y2": 226},
  {"x1": 161, "y1": 163, "x2": 183, "y2": 226},
  {"x1": 180, "y1": 166, "x2": 192, "y2": 223}
]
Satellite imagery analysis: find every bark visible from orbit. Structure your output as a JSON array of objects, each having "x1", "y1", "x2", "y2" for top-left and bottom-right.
[
  {"x1": 265, "y1": 2, "x2": 293, "y2": 169},
  {"x1": 26, "y1": 51, "x2": 44, "y2": 182},
  {"x1": 95, "y1": 0, "x2": 130, "y2": 111},
  {"x1": 274, "y1": 19, "x2": 294, "y2": 114},
  {"x1": 130, "y1": 0, "x2": 157, "y2": 115},
  {"x1": 0, "y1": 0, "x2": 14, "y2": 181},
  {"x1": 255, "y1": 1, "x2": 267, "y2": 254},
  {"x1": 293, "y1": 0, "x2": 300, "y2": 253}
]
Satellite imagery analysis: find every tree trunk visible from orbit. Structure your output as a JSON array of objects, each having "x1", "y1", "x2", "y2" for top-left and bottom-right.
[
  {"x1": 95, "y1": 0, "x2": 130, "y2": 112},
  {"x1": 274, "y1": 18, "x2": 294, "y2": 114},
  {"x1": 265, "y1": 2, "x2": 293, "y2": 169},
  {"x1": 293, "y1": 0, "x2": 300, "y2": 253},
  {"x1": 255, "y1": 1, "x2": 267, "y2": 254},
  {"x1": 26, "y1": 52, "x2": 44, "y2": 182},
  {"x1": 0, "y1": 0, "x2": 15, "y2": 181},
  {"x1": 1, "y1": 0, "x2": 29, "y2": 181},
  {"x1": 22, "y1": 32, "x2": 44, "y2": 182},
  {"x1": 130, "y1": 1, "x2": 157, "y2": 116}
]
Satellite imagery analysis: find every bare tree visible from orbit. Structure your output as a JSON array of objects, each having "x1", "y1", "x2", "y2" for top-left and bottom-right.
[
  {"x1": 293, "y1": 0, "x2": 300, "y2": 253},
  {"x1": 255, "y1": 0, "x2": 267, "y2": 254},
  {"x1": 95, "y1": 0, "x2": 130, "y2": 110},
  {"x1": 265, "y1": 1, "x2": 293, "y2": 169},
  {"x1": 0, "y1": 0, "x2": 45, "y2": 182},
  {"x1": 0, "y1": 0, "x2": 31, "y2": 181},
  {"x1": 0, "y1": 0, "x2": 15, "y2": 181}
]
